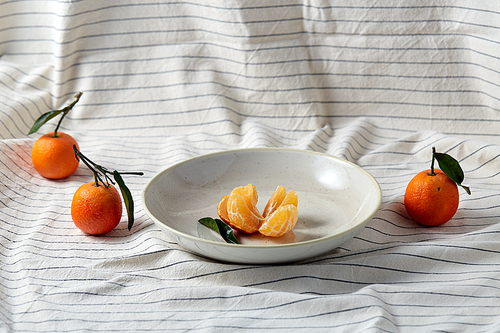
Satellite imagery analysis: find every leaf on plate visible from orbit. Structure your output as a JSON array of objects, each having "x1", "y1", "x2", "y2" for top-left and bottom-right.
[{"x1": 198, "y1": 217, "x2": 239, "y2": 244}]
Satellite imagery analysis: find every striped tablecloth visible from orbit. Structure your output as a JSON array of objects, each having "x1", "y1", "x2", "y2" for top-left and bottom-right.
[{"x1": 1, "y1": 1, "x2": 500, "y2": 332}]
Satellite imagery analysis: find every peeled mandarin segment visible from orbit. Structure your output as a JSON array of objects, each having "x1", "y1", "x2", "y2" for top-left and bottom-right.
[
  {"x1": 229, "y1": 184, "x2": 262, "y2": 219},
  {"x1": 244, "y1": 183, "x2": 259, "y2": 207},
  {"x1": 230, "y1": 186, "x2": 250, "y2": 211},
  {"x1": 226, "y1": 192, "x2": 262, "y2": 233},
  {"x1": 280, "y1": 190, "x2": 298, "y2": 208},
  {"x1": 262, "y1": 185, "x2": 286, "y2": 218},
  {"x1": 231, "y1": 186, "x2": 245, "y2": 196},
  {"x1": 221, "y1": 183, "x2": 298, "y2": 236},
  {"x1": 217, "y1": 195, "x2": 230, "y2": 223},
  {"x1": 241, "y1": 183, "x2": 262, "y2": 219},
  {"x1": 259, "y1": 204, "x2": 298, "y2": 237}
]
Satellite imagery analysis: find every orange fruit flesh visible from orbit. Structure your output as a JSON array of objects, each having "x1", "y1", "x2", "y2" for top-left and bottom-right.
[
  {"x1": 262, "y1": 185, "x2": 286, "y2": 218},
  {"x1": 259, "y1": 204, "x2": 298, "y2": 237},
  {"x1": 226, "y1": 186, "x2": 263, "y2": 233},
  {"x1": 230, "y1": 184, "x2": 262, "y2": 218},
  {"x1": 217, "y1": 195, "x2": 230, "y2": 223},
  {"x1": 281, "y1": 190, "x2": 298, "y2": 207},
  {"x1": 218, "y1": 184, "x2": 299, "y2": 237},
  {"x1": 260, "y1": 190, "x2": 299, "y2": 237}
]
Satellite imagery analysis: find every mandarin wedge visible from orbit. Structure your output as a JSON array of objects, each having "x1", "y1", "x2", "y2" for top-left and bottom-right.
[
  {"x1": 230, "y1": 184, "x2": 262, "y2": 218},
  {"x1": 259, "y1": 187, "x2": 298, "y2": 237},
  {"x1": 217, "y1": 195, "x2": 230, "y2": 223},
  {"x1": 262, "y1": 185, "x2": 286, "y2": 218},
  {"x1": 281, "y1": 190, "x2": 298, "y2": 207},
  {"x1": 226, "y1": 191, "x2": 263, "y2": 233},
  {"x1": 218, "y1": 183, "x2": 299, "y2": 236},
  {"x1": 259, "y1": 204, "x2": 298, "y2": 237}
]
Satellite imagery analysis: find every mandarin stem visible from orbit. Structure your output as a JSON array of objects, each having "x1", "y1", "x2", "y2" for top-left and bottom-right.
[
  {"x1": 430, "y1": 146, "x2": 436, "y2": 176},
  {"x1": 117, "y1": 172, "x2": 144, "y2": 175},
  {"x1": 73, "y1": 145, "x2": 105, "y2": 186},
  {"x1": 53, "y1": 114, "x2": 63, "y2": 138},
  {"x1": 73, "y1": 145, "x2": 143, "y2": 187},
  {"x1": 54, "y1": 92, "x2": 83, "y2": 138}
]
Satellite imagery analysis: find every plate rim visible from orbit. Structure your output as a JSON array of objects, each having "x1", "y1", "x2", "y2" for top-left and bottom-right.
[{"x1": 141, "y1": 147, "x2": 382, "y2": 249}]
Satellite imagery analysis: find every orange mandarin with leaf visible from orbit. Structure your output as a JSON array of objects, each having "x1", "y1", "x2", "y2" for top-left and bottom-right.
[
  {"x1": 404, "y1": 147, "x2": 470, "y2": 226},
  {"x1": 71, "y1": 181, "x2": 123, "y2": 235},
  {"x1": 404, "y1": 169, "x2": 459, "y2": 226},
  {"x1": 71, "y1": 146, "x2": 143, "y2": 235},
  {"x1": 28, "y1": 92, "x2": 83, "y2": 179}
]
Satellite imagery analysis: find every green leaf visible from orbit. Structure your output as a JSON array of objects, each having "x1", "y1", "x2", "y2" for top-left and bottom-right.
[
  {"x1": 27, "y1": 92, "x2": 83, "y2": 136},
  {"x1": 198, "y1": 217, "x2": 239, "y2": 244},
  {"x1": 434, "y1": 152, "x2": 464, "y2": 184},
  {"x1": 434, "y1": 152, "x2": 471, "y2": 195},
  {"x1": 113, "y1": 171, "x2": 135, "y2": 231},
  {"x1": 27, "y1": 110, "x2": 65, "y2": 135}
]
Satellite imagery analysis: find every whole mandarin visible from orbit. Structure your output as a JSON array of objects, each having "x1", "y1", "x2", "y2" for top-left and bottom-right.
[
  {"x1": 31, "y1": 132, "x2": 79, "y2": 179},
  {"x1": 404, "y1": 169, "x2": 459, "y2": 226},
  {"x1": 71, "y1": 181, "x2": 123, "y2": 235}
]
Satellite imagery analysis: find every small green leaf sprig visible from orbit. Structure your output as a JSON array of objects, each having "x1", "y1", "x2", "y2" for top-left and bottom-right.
[
  {"x1": 28, "y1": 92, "x2": 83, "y2": 136},
  {"x1": 431, "y1": 146, "x2": 471, "y2": 195},
  {"x1": 198, "y1": 217, "x2": 239, "y2": 244},
  {"x1": 73, "y1": 145, "x2": 144, "y2": 231}
]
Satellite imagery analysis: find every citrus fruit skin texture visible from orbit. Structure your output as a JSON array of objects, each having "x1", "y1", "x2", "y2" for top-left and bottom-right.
[
  {"x1": 31, "y1": 132, "x2": 79, "y2": 179},
  {"x1": 404, "y1": 169, "x2": 459, "y2": 226},
  {"x1": 71, "y1": 182, "x2": 123, "y2": 235}
]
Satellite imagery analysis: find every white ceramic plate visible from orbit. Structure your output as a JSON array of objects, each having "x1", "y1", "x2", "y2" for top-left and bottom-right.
[{"x1": 142, "y1": 148, "x2": 382, "y2": 264}]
